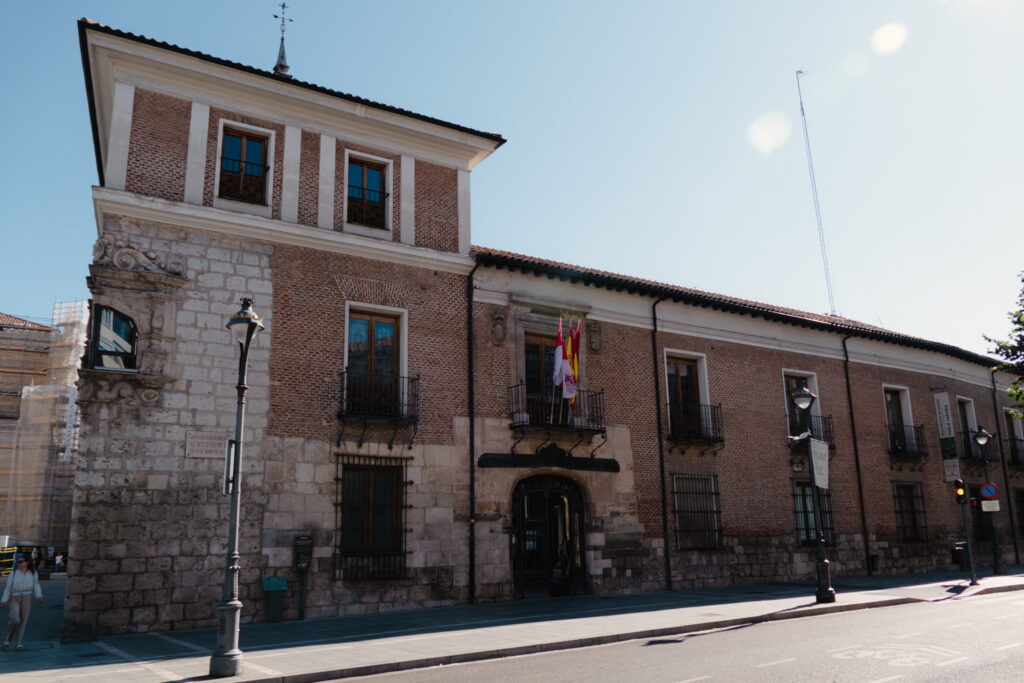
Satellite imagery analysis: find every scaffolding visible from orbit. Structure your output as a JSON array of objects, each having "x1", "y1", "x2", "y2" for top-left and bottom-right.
[{"x1": 4, "y1": 301, "x2": 87, "y2": 548}]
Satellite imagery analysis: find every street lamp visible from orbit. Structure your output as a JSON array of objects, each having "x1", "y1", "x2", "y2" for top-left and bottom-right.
[
  {"x1": 972, "y1": 426, "x2": 1006, "y2": 575},
  {"x1": 210, "y1": 298, "x2": 264, "y2": 678},
  {"x1": 791, "y1": 385, "x2": 836, "y2": 604}
]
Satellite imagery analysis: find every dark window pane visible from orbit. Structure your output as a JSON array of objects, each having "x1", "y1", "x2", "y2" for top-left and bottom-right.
[
  {"x1": 342, "y1": 470, "x2": 366, "y2": 549},
  {"x1": 371, "y1": 471, "x2": 397, "y2": 549},
  {"x1": 373, "y1": 321, "x2": 395, "y2": 377},
  {"x1": 365, "y1": 167, "x2": 383, "y2": 195},
  {"x1": 222, "y1": 133, "x2": 241, "y2": 161},
  {"x1": 245, "y1": 138, "x2": 265, "y2": 177},
  {"x1": 348, "y1": 318, "x2": 370, "y2": 374},
  {"x1": 348, "y1": 163, "x2": 363, "y2": 198}
]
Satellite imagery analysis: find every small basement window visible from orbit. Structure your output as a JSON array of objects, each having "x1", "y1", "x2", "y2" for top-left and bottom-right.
[{"x1": 89, "y1": 306, "x2": 137, "y2": 370}]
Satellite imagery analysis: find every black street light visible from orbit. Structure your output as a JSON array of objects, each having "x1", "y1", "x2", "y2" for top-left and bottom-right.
[
  {"x1": 790, "y1": 384, "x2": 836, "y2": 604},
  {"x1": 210, "y1": 298, "x2": 264, "y2": 678},
  {"x1": 972, "y1": 426, "x2": 1006, "y2": 576}
]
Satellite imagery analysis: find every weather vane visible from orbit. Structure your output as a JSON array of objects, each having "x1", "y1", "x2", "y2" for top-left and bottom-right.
[{"x1": 273, "y1": 2, "x2": 293, "y2": 77}]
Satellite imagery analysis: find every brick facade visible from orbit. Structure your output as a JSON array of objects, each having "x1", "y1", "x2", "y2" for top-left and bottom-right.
[{"x1": 70, "y1": 22, "x2": 1022, "y2": 637}]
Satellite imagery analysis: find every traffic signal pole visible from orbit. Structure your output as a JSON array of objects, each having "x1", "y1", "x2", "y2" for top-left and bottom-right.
[{"x1": 955, "y1": 479, "x2": 978, "y2": 586}]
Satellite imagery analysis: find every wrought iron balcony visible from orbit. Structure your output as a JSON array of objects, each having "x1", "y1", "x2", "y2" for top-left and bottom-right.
[
  {"x1": 219, "y1": 158, "x2": 268, "y2": 204},
  {"x1": 339, "y1": 371, "x2": 418, "y2": 422},
  {"x1": 508, "y1": 382, "x2": 605, "y2": 433},
  {"x1": 889, "y1": 424, "x2": 927, "y2": 458},
  {"x1": 787, "y1": 413, "x2": 836, "y2": 447},
  {"x1": 1007, "y1": 438, "x2": 1024, "y2": 468},
  {"x1": 957, "y1": 431, "x2": 986, "y2": 462},
  {"x1": 668, "y1": 403, "x2": 724, "y2": 443},
  {"x1": 347, "y1": 185, "x2": 389, "y2": 228}
]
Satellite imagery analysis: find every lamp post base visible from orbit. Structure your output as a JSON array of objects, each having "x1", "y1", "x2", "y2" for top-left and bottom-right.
[
  {"x1": 815, "y1": 587, "x2": 836, "y2": 603},
  {"x1": 209, "y1": 652, "x2": 243, "y2": 677}
]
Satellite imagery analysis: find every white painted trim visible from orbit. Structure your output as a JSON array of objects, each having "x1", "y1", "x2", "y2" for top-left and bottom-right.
[
  {"x1": 342, "y1": 301, "x2": 409, "y2": 384},
  {"x1": 281, "y1": 125, "x2": 301, "y2": 223},
  {"x1": 317, "y1": 135, "x2": 336, "y2": 229},
  {"x1": 400, "y1": 156, "x2": 416, "y2": 246},
  {"x1": 183, "y1": 101, "x2": 209, "y2": 204},
  {"x1": 104, "y1": 82, "x2": 135, "y2": 191},
  {"x1": 882, "y1": 384, "x2": 914, "y2": 426},
  {"x1": 342, "y1": 149, "x2": 394, "y2": 240},
  {"x1": 93, "y1": 187, "x2": 475, "y2": 275},
  {"x1": 457, "y1": 169, "x2": 471, "y2": 255},
  {"x1": 211, "y1": 118, "x2": 276, "y2": 219},
  {"x1": 954, "y1": 396, "x2": 978, "y2": 433}
]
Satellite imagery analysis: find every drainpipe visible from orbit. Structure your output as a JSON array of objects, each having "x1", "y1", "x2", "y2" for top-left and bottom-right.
[
  {"x1": 841, "y1": 335, "x2": 874, "y2": 574},
  {"x1": 467, "y1": 262, "x2": 480, "y2": 603},
  {"x1": 991, "y1": 368, "x2": 1020, "y2": 565},
  {"x1": 651, "y1": 296, "x2": 672, "y2": 591}
]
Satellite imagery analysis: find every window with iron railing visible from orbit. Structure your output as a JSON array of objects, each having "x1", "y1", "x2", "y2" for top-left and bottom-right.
[
  {"x1": 1008, "y1": 438, "x2": 1024, "y2": 468},
  {"x1": 672, "y1": 474, "x2": 722, "y2": 550},
  {"x1": 889, "y1": 424, "x2": 927, "y2": 457},
  {"x1": 347, "y1": 160, "x2": 388, "y2": 229},
  {"x1": 219, "y1": 130, "x2": 268, "y2": 204},
  {"x1": 957, "y1": 431, "x2": 985, "y2": 461},
  {"x1": 892, "y1": 482, "x2": 927, "y2": 542}
]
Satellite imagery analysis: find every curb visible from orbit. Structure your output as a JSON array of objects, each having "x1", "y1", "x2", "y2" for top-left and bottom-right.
[{"x1": 243, "y1": 596, "x2": 924, "y2": 683}]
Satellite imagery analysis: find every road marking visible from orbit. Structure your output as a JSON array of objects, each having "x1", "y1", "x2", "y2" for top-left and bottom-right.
[
  {"x1": 892, "y1": 632, "x2": 920, "y2": 639},
  {"x1": 829, "y1": 644, "x2": 859, "y2": 652},
  {"x1": 676, "y1": 677, "x2": 711, "y2": 683},
  {"x1": 995, "y1": 643, "x2": 1021, "y2": 651},
  {"x1": 61, "y1": 667, "x2": 141, "y2": 679},
  {"x1": 867, "y1": 676, "x2": 904, "y2": 683},
  {"x1": 935, "y1": 656, "x2": 970, "y2": 667},
  {"x1": 754, "y1": 658, "x2": 796, "y2": 668},
  {"x1": 994, "y1": 614, "x2": 1017, "y2": 620},
  {"x1": 92, "y1": 642, "x2": 181, "y2": 681},
  {"x1": 148, "y1": 632, "x2": 209, "y2": 653}
]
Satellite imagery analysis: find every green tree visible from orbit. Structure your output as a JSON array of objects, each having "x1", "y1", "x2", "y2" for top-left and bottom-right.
[{"x1": 988, "y1": 272, "x2": 1024, "y2": 416}]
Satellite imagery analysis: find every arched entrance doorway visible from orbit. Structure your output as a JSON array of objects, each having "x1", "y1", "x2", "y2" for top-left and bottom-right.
[{"x1": 511, "y1": 474, "x2": 587, "y2": 598}]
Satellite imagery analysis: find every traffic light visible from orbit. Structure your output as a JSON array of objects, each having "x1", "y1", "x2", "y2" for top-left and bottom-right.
[{"x1": 954, "y1": 479, "x2": 967, "y2": 505}]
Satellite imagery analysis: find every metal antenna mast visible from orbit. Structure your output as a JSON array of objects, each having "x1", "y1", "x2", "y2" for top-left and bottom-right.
[{"x1": 795, "y1": 70, "x2": 838, "y2": 316}]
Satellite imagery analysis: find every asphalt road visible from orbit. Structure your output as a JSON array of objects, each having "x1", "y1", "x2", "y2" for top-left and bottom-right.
[{"x1": 351, "y1": 590, "x2": 1024, "y2": 682}]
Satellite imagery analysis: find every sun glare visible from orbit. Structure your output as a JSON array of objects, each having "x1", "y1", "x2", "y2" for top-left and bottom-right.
[
  {"x1": 747, "y1": 112, "x2": 792, "y2": 155},
  {"x1": 871, "y1": 23, "x2": 908, "y2": 54}
]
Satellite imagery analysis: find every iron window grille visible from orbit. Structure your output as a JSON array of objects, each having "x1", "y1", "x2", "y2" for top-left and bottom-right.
[
  {"x1": 786, "y1": 412, "x2": 836, "y2": 447},
  {"x1": 892, "y1": 482, "x2": 927, "y2": 542},
  {"x1": 87, "y1": 306, "x2": 137, "y2": 370},
  {"x1": 219, "y1": 130, "x2": 269, "y2": 204},
  {"x1": 334, "y1": 453, "x2": 411, "y2": 581},
  {"x1": 671, "y1": 474, "x2": 722, "y2": 550},
  {"x1": 793, "y1": 481, "x2": 834, "y2": 545}
]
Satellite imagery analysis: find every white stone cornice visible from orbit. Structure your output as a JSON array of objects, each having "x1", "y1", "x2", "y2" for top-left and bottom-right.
[{"x1": 92, "y1": 187, "x2": 475, "y2": 276}]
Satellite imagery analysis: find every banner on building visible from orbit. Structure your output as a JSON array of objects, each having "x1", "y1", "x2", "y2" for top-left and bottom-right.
[
  {"x1": 933, "y1": 392, "x2": 960, "y2": 480},
  {"x1": 810, "y1": 438, "x2": 829, "y2": 489}
]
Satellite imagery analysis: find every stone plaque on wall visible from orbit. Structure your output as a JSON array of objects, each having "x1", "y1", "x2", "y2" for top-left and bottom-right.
[{"x1": 186, "y1": 431, "x2": 228, "y2": 458}]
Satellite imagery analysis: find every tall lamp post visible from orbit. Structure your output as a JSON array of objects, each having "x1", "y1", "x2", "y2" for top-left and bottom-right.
[
  {"x1": 791, "y1": 385, "x2": 836, "y2": 604},
  {"x1": 973, "y1": 426, "x2": 1006, "y2": 575},
  {"x1": 210, "y1": 298, "x2": 264, "y2": 678}
]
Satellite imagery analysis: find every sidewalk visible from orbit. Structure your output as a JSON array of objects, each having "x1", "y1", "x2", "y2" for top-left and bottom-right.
[{"x1": 3, "y1": 567, "x2": 1023, "y2": 682}]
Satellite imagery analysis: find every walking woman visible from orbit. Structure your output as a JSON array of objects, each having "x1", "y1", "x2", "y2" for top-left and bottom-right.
[{"x1": 1, "y1": 556, "x2": 44, "y2": 651}]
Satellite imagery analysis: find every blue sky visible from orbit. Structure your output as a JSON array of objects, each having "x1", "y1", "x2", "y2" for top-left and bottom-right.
[{"x1": 2, "y1": 1, "x2": 1021, "y2": 355}]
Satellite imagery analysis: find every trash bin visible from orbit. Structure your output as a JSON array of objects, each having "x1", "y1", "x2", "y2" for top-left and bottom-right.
[
  {"x1": 261, "y1": 576, "x2": 288, "y2": 623},
  {"x1": 951, "y1": 543, "x2": 968, "y2": 571}
]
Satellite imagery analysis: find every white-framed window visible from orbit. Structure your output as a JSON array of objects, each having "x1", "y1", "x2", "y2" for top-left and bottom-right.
[
  {"x1": 342, "y1": 302, "x2": 409, "y2": 418},
  {"x1": 1004, "y1": 409, "x2": 1024, "y2": 465},
  {"x1": 343, "y1": 149, "x2": 394, "y2": 239},
  {"x1": 212, "y1": 119, "x2": 276, "y2": 218},
  {"x1": 664, "y1": 350, "x2": 721, "y2": 442},
  {"x1": 883, "y1": 384, "x2": 923, "y2": 456},
  {"x1": 956, "y1": 396, "x2": 981, "y2": 459},
  {"x1": 782, "y1": 370, "x2": 820, "y2": 437}
]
